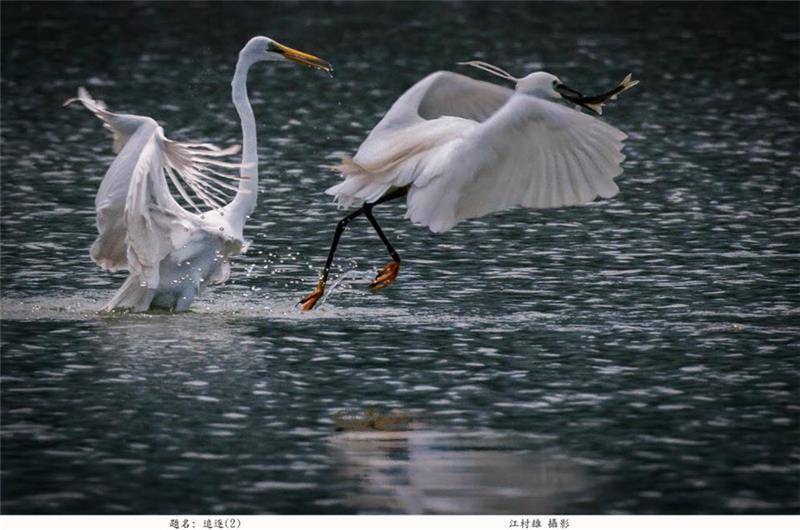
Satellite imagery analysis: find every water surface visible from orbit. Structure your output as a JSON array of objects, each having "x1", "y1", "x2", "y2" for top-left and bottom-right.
[{"x1": 1, "y1": 1, "x2": 798, "y2": 514}]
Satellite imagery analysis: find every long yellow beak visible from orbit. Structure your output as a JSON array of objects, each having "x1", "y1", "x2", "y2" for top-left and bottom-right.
[{"x1": 274, "y1": 42, "x2": 333, "y2": 74}]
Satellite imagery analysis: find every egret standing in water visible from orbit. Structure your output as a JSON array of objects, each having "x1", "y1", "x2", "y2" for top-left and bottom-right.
[
  {"x1": 67, "y1": 36, "x2": 331, "y2": 312},
  {"x1": 300, "y1": 61, "x2": 637, "y2": 310}
]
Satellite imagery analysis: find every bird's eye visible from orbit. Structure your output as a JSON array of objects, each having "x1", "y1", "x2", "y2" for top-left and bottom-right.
[{"x1": 552, "y1": 80, "x2": 558, "y2": 87}]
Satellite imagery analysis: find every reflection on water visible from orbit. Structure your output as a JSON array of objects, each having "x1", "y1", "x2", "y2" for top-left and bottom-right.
[
  {"x1": 2, "y1": 0, "x2": 799, "y2": 515},
  {"x1": 331, "y1": 428, "x2": 589, "y2": 514}
]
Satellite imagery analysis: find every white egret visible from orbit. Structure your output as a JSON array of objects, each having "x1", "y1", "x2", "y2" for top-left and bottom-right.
[
  {"x1": 300, "y1": 61, "x2": 637, "y2": 310},
  {"x1": 66, "y1": 36, "x2": 331, "y2": 312}
]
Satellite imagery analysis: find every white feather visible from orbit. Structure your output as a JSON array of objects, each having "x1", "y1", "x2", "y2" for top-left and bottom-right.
[
  {"x1": 326, "y1": 71, "x2": 629, "y2": 232},
  {"x1": 67, "y1": 88, "x2": 246, "y2": 310}
]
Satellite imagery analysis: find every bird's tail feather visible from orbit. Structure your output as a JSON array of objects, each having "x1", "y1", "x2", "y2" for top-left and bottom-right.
[
  {"x1": 335, "y1": 156, "x2": 363, "y2": 177},
  {"x1": 325, "y1": 156, "x2": 385, "y2": 208},
  {"x1": 103, "y1": 275, "x2": 153, "y2": 312}
]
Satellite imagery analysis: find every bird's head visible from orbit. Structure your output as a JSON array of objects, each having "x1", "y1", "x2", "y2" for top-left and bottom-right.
[
  {"x1": 514, "y1": 71, "x2": 567, "y2": 99},
  {"x1": 458, "y1": 60, "x2": 592, "y2": 102},
  {"x1": 239, "y1": 36, "x2": 332, "y2": 74},
  {"x1": 458, "y1": 60, "x2": 638, "y2": 115}
]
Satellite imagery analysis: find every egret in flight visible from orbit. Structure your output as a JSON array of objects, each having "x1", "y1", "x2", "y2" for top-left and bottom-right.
[
  {"x1": 300, "y1": 61, "x2": 637, "y2": 310},
  {"x1": 67, "y1": 36, "x2": 331, "y2": 312}
]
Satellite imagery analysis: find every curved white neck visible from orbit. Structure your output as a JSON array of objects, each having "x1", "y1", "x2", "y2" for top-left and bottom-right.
[{"x1": 227, "y1": 55, "x2": 259, "y2": 234}]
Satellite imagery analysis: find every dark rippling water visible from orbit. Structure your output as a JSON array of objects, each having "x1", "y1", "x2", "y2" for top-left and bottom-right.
[{"x1": 1, "y1": 1, "x2": 798, "y2": 515}]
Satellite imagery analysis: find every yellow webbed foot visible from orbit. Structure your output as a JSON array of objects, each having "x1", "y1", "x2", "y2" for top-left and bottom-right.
[
  {"x1": 369, "y1": 261, "x2": 400, "y2": 291},
  {"x1": 299, "y1": 279, "x2": 326, "y2": 311}
]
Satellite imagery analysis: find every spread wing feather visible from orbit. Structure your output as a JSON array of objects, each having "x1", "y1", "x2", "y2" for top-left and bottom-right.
[
  {"x1": 444, "y1": 95, "x2": 626, "y2": 229},
  {"x1": 66, "y1": 88, "x2": 244, "y2": 285},
  {"x1": 325, "y1": 72, "x2": 627, "y2": 233},
  {"x1": 327, "y1": 71, "x2": 512, "y2": 207}
]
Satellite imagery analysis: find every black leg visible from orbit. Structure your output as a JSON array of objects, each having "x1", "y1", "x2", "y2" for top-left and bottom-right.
[
  {"x1": 363, "y1": 205, "x2": 401, "y2": 263},
  {"x1": 362, "y1": 189, "x2": 406, "y2": 290},
  {"x1": 320, "y1": 187, "x2": 406, "y2": 283},
  {"x1": 320, "y1": 205, "x2": 366, "y2": 286},
  {"x1": 300, "y1": 188, "x2": 408, "y2": 309},
  {"x1": 299, "y1": 205, "x2": 365, "y2": 309}
]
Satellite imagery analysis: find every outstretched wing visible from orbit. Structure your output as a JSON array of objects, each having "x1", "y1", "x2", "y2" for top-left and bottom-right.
[
  {"x1": 367, "y1": 70, "x2": 512, "y2": 134},
  {"x1": 64, "y1": 87, "x2": 142, "y2": 154},
  {"x1": 326, "y1": 71, "x2": 514, "y2": 207},
  {"x1": 405, "y1": 92, "x2": 627, "y2": 232},
  {"x1": 66, "y1": 88, "x2": 242, "y2": 214},
  {"x1": 66, "y1": 88, "x2": 243, "y2": 285}
]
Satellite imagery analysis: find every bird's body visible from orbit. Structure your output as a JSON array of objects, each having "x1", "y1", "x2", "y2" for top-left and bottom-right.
[
  {"x1": 327, "y1": 71, "x2": 629, "y2": 232},
  {"x1": 68, "y1": 37, "x2": 331, "y2": 312},
  {"x1": 301, "y1": 64, "x2": 637, "y2": 309},
  {"x1": 69, "y1": 95, "x2": 247, "y2": 311}
]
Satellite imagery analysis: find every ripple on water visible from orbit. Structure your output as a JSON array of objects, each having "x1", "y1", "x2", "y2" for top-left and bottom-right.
[{"x1": 2, "y1": 0, "x2": 799, "y2": 515}]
